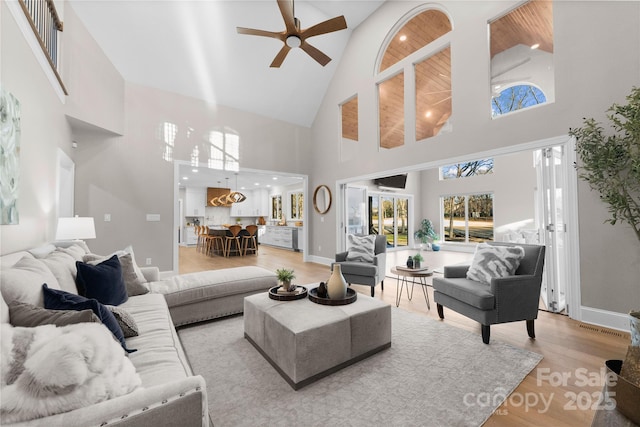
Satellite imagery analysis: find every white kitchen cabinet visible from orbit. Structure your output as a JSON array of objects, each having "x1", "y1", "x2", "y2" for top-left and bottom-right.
[
  {"x1": 230, "y1": 189, "x2": 270, "y2": 217},
  {"x1": 185, "y1": 226, "x2": 198, "y2": 245},
  {"x1": 185, "y1": 188, "x2": 207, "y2": 216},
  {"x1": 261, "y1": 226, "x2": 301, "y2": 251},
  {"x1": 230, "y1": 193, "x2": 255, "y2": 216},
  {"x1": 254, "y1": 189, "x2": 269, "y2": 217}
]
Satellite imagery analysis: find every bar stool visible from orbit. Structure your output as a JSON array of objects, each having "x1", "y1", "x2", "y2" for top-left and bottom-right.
[
  {"x1": 224, "y1": 225, "x2": 243, "y2": 257},
  {"x1": 208, "y1": 228, "x2": 225, "y2": 256},
  {"x1": 242, "y1": 224, "x2": 259, "y2": 256},
  {"x1": 202, "y1": 226, "x2": 214, "y2": 256},
  {"x1": 195, "y1": 225, "x2": 204, "y2": 252}
]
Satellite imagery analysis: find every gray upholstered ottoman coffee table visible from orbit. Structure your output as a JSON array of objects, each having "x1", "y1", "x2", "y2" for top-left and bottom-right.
[{"x1": 244, "y1": 289, "x2": 391, "y2": 389}]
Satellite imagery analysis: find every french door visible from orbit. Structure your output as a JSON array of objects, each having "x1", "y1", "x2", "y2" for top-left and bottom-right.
[
  {"x1": 346, "y1": 186, "x2": 368, "y2": 236},
  {"x1": 535, "y1": 146, "x2": 570, "y2": 313},
  {"x1": 369, "y1": 193, "x2": 410, "y2": 249}
]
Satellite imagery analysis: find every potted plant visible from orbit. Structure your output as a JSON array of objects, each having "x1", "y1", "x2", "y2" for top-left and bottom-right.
[
  {"x1": 412, "y1": 253, "x2": 424, "y2": 269},
  {"x1": 414, "y1": 219, "x2": 440, "y2": 250},
  {"x1": 276, "y1": 268, "x2": 296, "y2": 291},
  {"x1": 569, "y1": 86, "x2": 640, "y2": 242}
]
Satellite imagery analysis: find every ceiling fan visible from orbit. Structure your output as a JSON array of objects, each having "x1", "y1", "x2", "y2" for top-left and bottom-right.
[{"x1": 236, "y1": 0, "x2": 347, "y2": 68}]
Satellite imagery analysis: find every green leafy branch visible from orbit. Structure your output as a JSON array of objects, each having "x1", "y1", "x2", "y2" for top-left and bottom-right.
[{"x1": 569, "y1": 87, "x2": 640, "y2": 241}]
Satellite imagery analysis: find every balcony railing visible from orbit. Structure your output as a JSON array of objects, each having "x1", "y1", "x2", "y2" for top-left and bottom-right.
[{"x1": 18, "y1": 0, "x2": 67, "y2": 94}]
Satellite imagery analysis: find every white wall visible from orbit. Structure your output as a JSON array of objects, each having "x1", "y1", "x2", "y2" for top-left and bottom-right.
[
  {"x1": 1, "y1": 2, "x2": 75, "y2": 253},
  {"x1": 309, "y1": 1, "x2": 640, "y2": 315}
]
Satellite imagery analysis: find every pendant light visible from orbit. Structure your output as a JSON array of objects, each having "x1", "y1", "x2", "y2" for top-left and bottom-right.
[
  {"x1": 209, "y1": 180, "x2": 226, "y2": 206},
  {"x1": 225, "y1": 174, "x2": 246, "y2": 204}
]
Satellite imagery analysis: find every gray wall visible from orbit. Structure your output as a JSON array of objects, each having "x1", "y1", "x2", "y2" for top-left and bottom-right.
[{"x1": 309, "y1": 1, "x2": 640, "y2": 315}]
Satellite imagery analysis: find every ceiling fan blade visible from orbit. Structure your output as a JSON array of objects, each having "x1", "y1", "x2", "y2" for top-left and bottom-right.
[
  {"x1": 270, "y1": 45, "x2": 292, "y2": 68},
  {"x1": 301, "y1": 15, "x2": 347, "y2": 39},
  {"x1": 277, "y1": 0, "x2": 297, "y2": 34},
  {"x1": 237, "y1": 27, "x2": 285, "y2": 41},
  {"x1": 300, "y1": 41, "x2": 331, "y2": 66}
]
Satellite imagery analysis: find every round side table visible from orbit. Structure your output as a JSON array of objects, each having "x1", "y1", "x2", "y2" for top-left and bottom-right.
[{"x1": 391, "y1": 266, "x2": 434, "y2": 310}]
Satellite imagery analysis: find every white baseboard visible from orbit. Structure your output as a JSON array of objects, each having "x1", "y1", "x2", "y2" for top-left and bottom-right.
[
  {"x1": 306, "y1": 255, "x2": 333, "y2": 266},
  {"x1": 580, "y1": 306, "x2": 632, "y2": 332}
]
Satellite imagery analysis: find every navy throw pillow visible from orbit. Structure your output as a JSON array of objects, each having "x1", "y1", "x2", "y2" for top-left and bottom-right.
[
  {"x1": 76, "y1": 254, "x2": 128, "y2": 306},
  {"x1": 42, "y1": 284, "x2": 136, "y2": 353}
]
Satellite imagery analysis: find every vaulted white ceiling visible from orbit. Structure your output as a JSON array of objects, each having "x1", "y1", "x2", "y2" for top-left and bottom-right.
[{"x1": 69, "y1": 0, "x2": 386, "y2": 128}]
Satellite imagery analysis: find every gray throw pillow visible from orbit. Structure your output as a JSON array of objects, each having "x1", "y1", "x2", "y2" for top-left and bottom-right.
[
  {"x1": 83, "y1": 253, "x2": 149, "y2": 296},
  {"x1": 105, "y1": 305, "x2": 139, "y2": 338},
  {"x1": 466, "y1": 243, "x2": 525, "y2": 285},
  {"x1": 9, "y1": 301, "x2": 101, "y2": 327},
  {"x1": 346, "y1": 234, "x2": 376, "y2": 263}
]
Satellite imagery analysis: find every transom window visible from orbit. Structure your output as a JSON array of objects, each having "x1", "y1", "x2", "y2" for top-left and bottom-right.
[{"x1": 440, "y1": 159, "x2": 494, "y2": 180}]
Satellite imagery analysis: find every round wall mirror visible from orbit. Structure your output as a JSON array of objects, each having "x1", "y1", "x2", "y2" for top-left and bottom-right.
[{"x1": 313, "y1": 185, "x2": 332, "y2": 214}]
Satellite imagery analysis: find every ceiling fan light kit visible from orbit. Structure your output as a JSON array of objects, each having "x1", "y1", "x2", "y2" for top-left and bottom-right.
[
  {"x1": 237, "y1": 0, "x2": 347, "y2": 68},
  {"x1": 286, "y1": 35, "x2": 301, "y2": 48}
]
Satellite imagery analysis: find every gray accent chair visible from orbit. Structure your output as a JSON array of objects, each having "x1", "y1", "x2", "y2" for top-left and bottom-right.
[
  {"x1": 334, "y1": 234, "x2": 387, "y2": 297},
  {"x1": 432, "y1": 242, "x2": 545, "y2": 344}
]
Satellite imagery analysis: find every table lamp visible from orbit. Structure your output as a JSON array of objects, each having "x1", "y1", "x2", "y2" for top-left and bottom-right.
[{"x1": 55, "y1": 216, "x2": 96, "y2": 241}]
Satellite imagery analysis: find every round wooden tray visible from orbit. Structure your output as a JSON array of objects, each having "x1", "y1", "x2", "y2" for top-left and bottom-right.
[
  {"x1": 268, "y1": 286, "x2": 308, "y2": 301},
  {"x1": 308, "y1": 287, "x2": 357, "y2": 306}
]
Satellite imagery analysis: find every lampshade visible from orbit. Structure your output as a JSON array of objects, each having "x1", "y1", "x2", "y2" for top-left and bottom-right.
[{"x1": 55, "y1": 217, "x2": 96, "y2": 240}]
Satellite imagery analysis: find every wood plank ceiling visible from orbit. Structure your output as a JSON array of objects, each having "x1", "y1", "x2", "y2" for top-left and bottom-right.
[{"x1": 342, "y1": 0, "x2": 553, "y2": 149}]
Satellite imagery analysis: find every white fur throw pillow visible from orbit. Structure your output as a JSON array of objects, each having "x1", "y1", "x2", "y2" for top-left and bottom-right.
[
  {"x1": 346, "y1": 235, "x2": 376, "y2": 263},
  {"x1": 0, "y1": 323, "x2": 141, "y2": 423},
  {"x1": 466, "y1": 243, "x2": 525, "y2": 285}
]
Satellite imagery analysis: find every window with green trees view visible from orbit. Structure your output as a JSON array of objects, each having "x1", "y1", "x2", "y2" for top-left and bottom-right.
[{"x1": 442, "y1": 193, "x2": 494, "y2": 243}]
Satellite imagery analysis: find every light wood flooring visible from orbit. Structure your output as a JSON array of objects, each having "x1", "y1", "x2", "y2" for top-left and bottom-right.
[{"x1": 179, "y1": 244, "x2": 630, "y2": 427}]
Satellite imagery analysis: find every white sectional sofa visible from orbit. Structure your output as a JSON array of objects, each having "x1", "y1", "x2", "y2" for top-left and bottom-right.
[{"x1": 0, "y1": 242, "x2": 277, "y2": 426}]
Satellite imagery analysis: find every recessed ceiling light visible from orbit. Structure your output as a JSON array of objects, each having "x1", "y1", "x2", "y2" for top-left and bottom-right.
[
  {"x1": 192, "y1": 169, "x2": 198, "y2": 173},
  {"x1": 266, "y1": 184, "x2": 271, "y2": 188},
  {"x1": 182, "y1": 176, "x2": 189, "y2": 180},
  {"x1": 399, "y1": 35, "x2": 407, "y2": 42},
  {"x1": 272, "y1": 177, "x2": 278, "y2": 180},
  {"x1": 254, "y1": 182, "x2": 260, "y2": 186},
  {"x1": 530, "y1": 43, "x2": 540, "y2": 50}
]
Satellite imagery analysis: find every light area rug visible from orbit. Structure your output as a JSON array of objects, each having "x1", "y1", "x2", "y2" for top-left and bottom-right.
[{"x1": 178, "y1": 308, "x2": 542, "y2": 427}]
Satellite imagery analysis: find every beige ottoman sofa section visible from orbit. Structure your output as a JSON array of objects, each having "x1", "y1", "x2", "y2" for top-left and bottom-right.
[{"x1": 149, "y1": 266, "x2": 278, "y2": 326}]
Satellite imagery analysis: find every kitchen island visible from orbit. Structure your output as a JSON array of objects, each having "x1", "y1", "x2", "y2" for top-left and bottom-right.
[{"x1": 206, "y1": 226, "x2": 259, "y2": 256}]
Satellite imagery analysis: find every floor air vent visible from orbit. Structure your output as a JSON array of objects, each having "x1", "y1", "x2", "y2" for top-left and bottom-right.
[{"x1": 579, "y1": 323, "x2": 627, "y2": 338}]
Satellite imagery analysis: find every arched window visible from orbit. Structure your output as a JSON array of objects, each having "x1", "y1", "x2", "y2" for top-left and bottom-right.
[
  {"x1": 376, "y1": 8, "x2": 452, "y2": 149},
  {"x1": 379, "y1": 9, "x2": 451, "y2": 73},
  {"x1": 491, "y1": 84, "x2": 547, "y2": 117}
]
